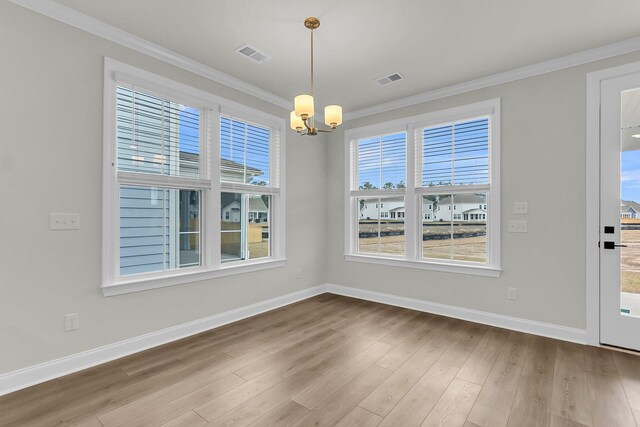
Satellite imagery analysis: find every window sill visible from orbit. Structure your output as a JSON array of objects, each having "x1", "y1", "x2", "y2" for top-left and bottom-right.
[
  {"x1": 102, "y1": 258, "x2": 286, "y2": 297},
  {"x1": 344, "y1": 254, "x2": 501, "y2": 277}
]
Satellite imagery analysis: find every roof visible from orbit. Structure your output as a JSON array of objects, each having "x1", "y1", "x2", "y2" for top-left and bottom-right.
[
  {"x1": 622, "y1": 200, "x2": 640, "y2": 212},
  {"x1": 249, "y1": 197, "x2": 268, "y2": 211},
  {"x1": 181, "y1": 152, "x2": 262, "y2": 176},
  {"x1": 437, "y1": 194, "x2": 486, "y2": 205}
]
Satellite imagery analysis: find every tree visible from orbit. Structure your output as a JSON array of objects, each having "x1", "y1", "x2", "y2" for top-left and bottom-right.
[
  {"x1": 396, "y1": 180, "x2": 406, "y2": 189},
  {"x1": 383, "y1": 182, "x2": 395, "y2": 189},
  {"x1": 359, "y1": 181, "x2": 377, "y2": 190}
]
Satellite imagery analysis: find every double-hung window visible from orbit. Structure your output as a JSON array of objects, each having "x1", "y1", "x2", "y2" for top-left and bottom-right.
[
  {"x1": 346, "y1": 99, "x2": 500, "y2": 276},
  {"x1": 103, "y1": 59, "x2": 285, "y2": 295}
]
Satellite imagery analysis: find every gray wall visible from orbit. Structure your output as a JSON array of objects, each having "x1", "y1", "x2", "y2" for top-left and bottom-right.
[
  {"x1": 0, "y1": 2, "x2": 327, "y2": 375},
  {"x1": 4, "y1": 0, "x2": 640, "y2": 377},
  {"x1": 326, "y1": 51, "x2": 640, "y2": 330}
]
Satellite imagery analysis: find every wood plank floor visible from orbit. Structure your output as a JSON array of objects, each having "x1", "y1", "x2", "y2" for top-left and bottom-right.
[{"x1": 1, "y1": 294, "x2": 639, "y2": 427}]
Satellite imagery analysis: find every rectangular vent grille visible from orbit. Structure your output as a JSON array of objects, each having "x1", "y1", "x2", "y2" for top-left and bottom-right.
[
  {"x1": 234, "y1": 44, "x2": 271, "y2": 63},
  {"x1": 376, "y1": 73, "x2": 404, "y2": 86}
]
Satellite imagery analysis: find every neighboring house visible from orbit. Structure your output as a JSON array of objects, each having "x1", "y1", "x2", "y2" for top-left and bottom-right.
[
  {"x1": 121, "y1": 149, "x2": 266, "y2": 275},
  {"x1": 621, "y1": 200, "x2": 640, "y2": 219},
  {"x1": 359, "y1": 194, "x2": 486, "y2": 222},
  {"x1": 248, "y1": 196, "x2": 269, "y2": 223},
  {"x1": 221, "y1": 196, "x2": 269, "y2": 223},
  {"x1": 430, "y1": 194, "x2": 487, "y2": 222}
]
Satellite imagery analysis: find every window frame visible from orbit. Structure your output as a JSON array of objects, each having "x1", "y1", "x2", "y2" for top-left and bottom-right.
[
  {"x1": 344, "y1": 99, "x2": 501, "y2": 277},
  {"x1": 102, "y1": 58, "x2": 286, "y2": 296}
]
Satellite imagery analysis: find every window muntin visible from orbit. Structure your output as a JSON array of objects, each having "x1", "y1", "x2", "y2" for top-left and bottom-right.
[
  {"x1": 419, "y1": 117, "x2": 491, "y2": 264},
  {"x1": 357, "y1": 197, "x2": 405, "y2": 257},
  {"x1": 347, "y1": 101, "x2": 499, "y2": 273},
  {"x1": 119, "y1": 186, "x2": 201, "y2": 276},
  {"x1": 421, "y1": 193, "x2": 487, "y2": 263},
  {"x1": 104, "y1": 63, "x2": 285, "y2": 292},
  {"x1": 221, "y1": 192, "x2": 271, "y2": 262}
]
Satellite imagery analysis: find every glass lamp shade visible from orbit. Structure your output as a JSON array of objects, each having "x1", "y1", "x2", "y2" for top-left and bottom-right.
[
  {"x1": 294, "y1": 94, "x2": 314, "y2": 118},
  {"x1": 290, "y1": 111, "x2": 304, "y2": 130},
  {"x1": 324, "y1": 105, "x2": 343, "y2": 126}
]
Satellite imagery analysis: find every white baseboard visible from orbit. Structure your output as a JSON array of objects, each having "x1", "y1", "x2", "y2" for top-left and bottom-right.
[
  {"x1": 324, "y1": 283, "x2": 587, "y2": 344},
  {"x1": 0, "y1": 285, "x2": 325, "y2": 397},
  {"x1": 0, "y1": 282, "x2": 588, "y2": 397}
]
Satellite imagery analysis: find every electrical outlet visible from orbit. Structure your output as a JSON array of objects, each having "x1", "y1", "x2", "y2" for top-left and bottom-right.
[
  {"x1": 295, "y1": 268, "x2": 302, "y2": 279},
  {"x1": 513, "y1": 202, "x2": 528, "y2": 215},
  {"x1": 65, "y1": 313, "x2": 80, "y2": 331},
  {"x1": 50, "y1": 213, "x2": 80, "y2": 230},
  {"x1": 508, "y1": 220, "x2": 528, "y2": 233},
  {"x1": 507, "y1": 287, "x2": 517, "y2": 301}
]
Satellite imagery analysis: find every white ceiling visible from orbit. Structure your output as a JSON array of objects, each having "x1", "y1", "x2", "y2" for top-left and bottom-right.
[{"x1": 53, "y1": 0, "x2": 640, "y2": 112}]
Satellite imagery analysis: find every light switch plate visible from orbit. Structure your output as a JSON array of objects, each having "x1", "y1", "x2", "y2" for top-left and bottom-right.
[
  {"x1": 513, "y1": 202, "x2": 528, "y2": 215},
  {"x1": 508, "y1": 220, "x2": 528, "y2": 233},
  {"x1": 50, "y1": 213, "x2": 80, "y2": 230}
]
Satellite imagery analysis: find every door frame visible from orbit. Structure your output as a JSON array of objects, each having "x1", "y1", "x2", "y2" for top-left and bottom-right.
[{"x1": 586, "y1": 60, "x2": 640, "y2": 346}]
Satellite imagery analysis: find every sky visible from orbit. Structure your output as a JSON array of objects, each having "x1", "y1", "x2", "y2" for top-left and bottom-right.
[{"x1": 622, "y1": 150, "x2": 640, "y2": 202}]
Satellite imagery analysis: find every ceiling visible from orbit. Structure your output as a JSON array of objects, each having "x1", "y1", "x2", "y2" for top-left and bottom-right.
[{"x1": 53, "y1": 0, "x2": 640, "y2": 113}]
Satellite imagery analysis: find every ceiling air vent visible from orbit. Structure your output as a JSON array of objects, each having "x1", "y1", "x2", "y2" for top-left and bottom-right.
[
  {"x1": 234, "y1": 44, "x2": 271, "y2": 63},
  {"x1": 376, "y1": 72, "x2": 405, "y2": 86}
]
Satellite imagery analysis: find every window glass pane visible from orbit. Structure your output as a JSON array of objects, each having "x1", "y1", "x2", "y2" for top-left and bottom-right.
[
  {"x1": 358, "y1": 197, "x2": 380, "y2": 254},
  {"x1": 422, "y1": 194, "x2": 453, "y2": 260},
  {"x1": 248, "y1": 195, "x2": 270, "y2": 260},
  {"x1": 421, "y1": 193, "x2": 487, "y2": 263},
  {"x1": 357, "y1": 197, "x2": 405, "y2": 256},
  {"x1": 221, "y1": 192, "x2": 243, "y2": 261},
  {"x1": 422, "y1": 118, "x2": 489, "y2": 186},
  {"x1": 452, "y1": 193, "x2": 487, "y2": 262},
  {"x1": 119, "y1": 186, "x2": 200, "y2": 276},
  {"x1": 220, "y1": 117, "x2": 270, "y2": 186},
  {"x1": 357, "y1": 132, "x2": 406, "y2": 190},
  {"x1": 221, "y1": 192, "x2": 270, "y2": 262},
  {"x1": 381, "y1": 197, "x2": 405, "y2": 256},
  {"x1": 423, "y1": 126, "x2": 453, "y2": 187},
  {"x1": 116, "y1": 86, "x2": 200, "y2": 178},
  {"x1": 454, "y1": 119, "x2": 489, "y2": 185}
]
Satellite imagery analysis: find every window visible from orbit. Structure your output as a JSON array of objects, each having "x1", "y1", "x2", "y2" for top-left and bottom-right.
[
  {"x1": 103, "y1": 59, "x2": 285, "y2": 295},
  {"x1": 346, "y1": 99, "x2": 500, "y2": 276}
]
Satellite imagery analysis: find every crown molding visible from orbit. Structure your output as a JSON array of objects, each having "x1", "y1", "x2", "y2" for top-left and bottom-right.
[
  {"x1": 345, "y1": 36, "x2": 640, "y2": 121},
  {"x1": 8, "y1": 0, "x2": 292, "y2": 111},
  {"x1": 9, "y1": 0, "x2": 640, "y2": 122}
]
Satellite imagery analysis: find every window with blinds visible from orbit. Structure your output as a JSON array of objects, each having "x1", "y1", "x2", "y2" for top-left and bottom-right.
[
  {"x1": 116, "y1": 87, "x2": 200, "y2": 178},
  {"x1": 346, "y1": 100, "x2": 500, "y2": 274},
  {"x1": 357, "y1": 132, "x2": 407, "y2": 190},
  {"x1": 220, "y1": 116, "x2": 271, "y2": 186},
  {"x1": 103, "y1": 59, "x2": 285, "y2": 293},
  {"x1": 422, "y1": 118, "x2": 489, "y2": 186}
]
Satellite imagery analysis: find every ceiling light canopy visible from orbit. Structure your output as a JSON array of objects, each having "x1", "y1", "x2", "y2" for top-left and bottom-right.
[{"x1": 290, "y1": 17, "x2": 342, "y2": 136}]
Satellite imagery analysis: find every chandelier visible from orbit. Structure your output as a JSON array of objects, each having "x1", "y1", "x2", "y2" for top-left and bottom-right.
[{"x1": 290, "y1": 17, "x2": 343, "y2": 136}]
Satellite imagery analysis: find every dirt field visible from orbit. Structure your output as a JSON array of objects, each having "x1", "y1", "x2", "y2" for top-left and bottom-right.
[
  {"x1": 621, "y1": 228, "x2": 640, "y2": 293},
  {"x1": 358, "y1": 222, "x2": 487, "y2": 262},
  {"x1": 249, "y1": 240, "x2": 269, "y2": 259}
]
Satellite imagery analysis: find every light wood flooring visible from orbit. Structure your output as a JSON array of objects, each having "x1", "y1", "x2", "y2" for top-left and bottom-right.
[{"x1": 2, "y1": 294, "x2": 640, "y2": 427}]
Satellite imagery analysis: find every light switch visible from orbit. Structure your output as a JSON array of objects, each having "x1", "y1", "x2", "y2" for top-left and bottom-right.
[
  {"x1": 508, "y1": 220, "x2": 528, "y2": 233},
  {"x1": 513, "y1": 202, "x2": 528, "y2": 215},
  {"x1": 50, "y1": 213, "x2": 80, "y2": 230}
]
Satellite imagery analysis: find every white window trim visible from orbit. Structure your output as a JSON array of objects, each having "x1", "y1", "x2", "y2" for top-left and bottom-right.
[
  {"x1": 102, "y1": 58, "x2": 286, "y2": 296},
  {"x1": 344, "y1": 99, "x2": 501, "y2": 277}
]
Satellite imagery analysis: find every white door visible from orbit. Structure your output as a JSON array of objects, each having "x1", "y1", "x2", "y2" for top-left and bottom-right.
[{"x1": 600, "y1": 72, "x2": 640, "y2": 351}]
